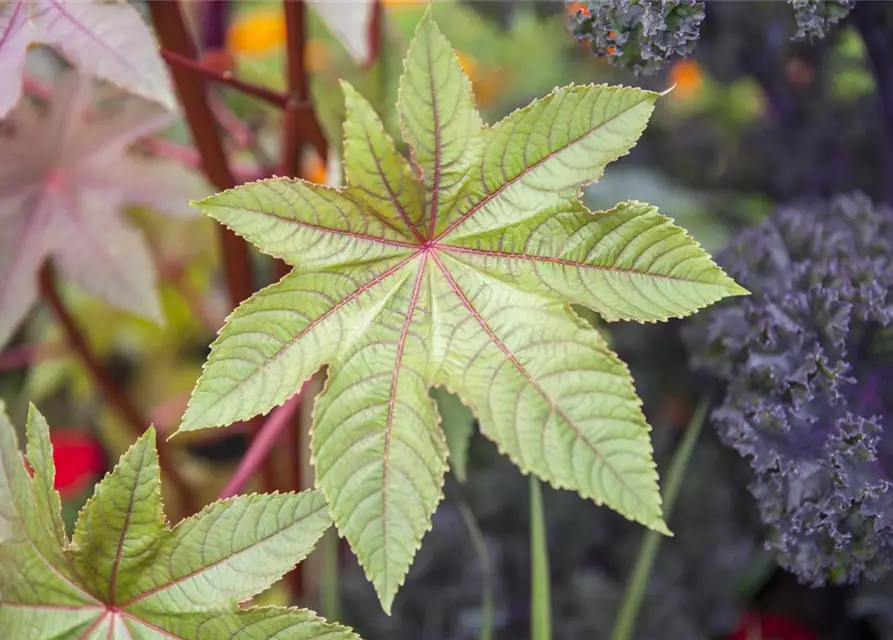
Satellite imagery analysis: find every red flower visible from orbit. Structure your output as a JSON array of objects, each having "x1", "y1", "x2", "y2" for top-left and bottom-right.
[
  {"x1": 49, "y1": 430, "x2": 105, "y2": 498},
  {"x1": 728, "y1": 611, "x2": 815, "y2": 640}
]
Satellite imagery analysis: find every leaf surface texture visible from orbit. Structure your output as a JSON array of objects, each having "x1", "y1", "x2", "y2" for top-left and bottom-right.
[
  {"x1": 0, "y1": 0, "x2": 174, "y2": 117},
  {"x1": 0, "y1": 70, "x2": 208, "y2": 347},
  {"x1": 181, "y1": 15, "x2": 746, "y2": 611},
  {"x1": 0, "y1": 403, "x2": 360, "y2": 640}
]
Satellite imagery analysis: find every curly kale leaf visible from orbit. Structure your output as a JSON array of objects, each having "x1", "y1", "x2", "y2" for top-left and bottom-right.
[
  {"x1": 790, "y1": 0, "x2": 857, "y2": 40},
  {"x1": 567, "y1": 0, "x2": 853, "y2": 74},
  {"x1": 568, "y1": 0, "x2": 705, "y2": 74},
  {"x1": 684, "y1": 193, "x2": 893, "y2": 585}
]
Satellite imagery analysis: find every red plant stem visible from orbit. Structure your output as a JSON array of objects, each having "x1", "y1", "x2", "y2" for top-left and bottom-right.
[
  {"x1": 271, "y1": 259, "x2": 306, "y2": 499},
  {"x1": 281, "y1": 0, "x2": 309, "y2": 178},
  {"x1": 281, "y1": 0, "x2": 328, "y2": 177},
  {"x1": 38, "y1": 265, "x2": 196, "y2": 515},
  {"x1": 218, "y1": 394, "x2": 303, "y2": 500},
  {"x1": 209, "y1": 92, "x2": 255, "y2": 148},
  {"x1": 150, "y1": 1, "x2": 279, "y2": 496},
  {"x1": 367, "y1": 0, "x2": 383, "y2": 67},
  {"x1": 147, "y1": 0, "x2": 254, "y2": 311},
  {"x1": 284, "y1": 393, "x2": 303, "y2": 494},
  {"x1": 160, "y1": 50, "x2": 289, "y2": 108},
  {"x1": 280, "y1": 1, "x2": 332, "y2": 600}
]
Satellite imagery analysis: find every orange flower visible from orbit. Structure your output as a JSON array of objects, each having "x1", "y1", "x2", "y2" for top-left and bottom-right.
[
  {"x1": 668, "y1": 58, "x2": 704, "y2": 100},
  {"x1": 455, "y1": 52, "x2": 506, "y2": 109},
  {"x1": 300, "y1": 149, "x2": 327, "y2": 185},
  {"x1": 456, "y1": 52, "x2": 478, "y2": 78},
  {"x1": 567, "y1": 2, "x2": 590, "y2": 17},
  {"x1": 227, "y1": 9, "x2": 286, "y2": 56},
  {"x1": 382, "y1": 0, "x2": 429, "y2": 8}
]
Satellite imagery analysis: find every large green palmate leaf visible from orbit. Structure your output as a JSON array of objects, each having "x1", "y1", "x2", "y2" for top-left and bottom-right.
[
  {"x1": 0, "y1": 403, "x2": 361, "y2": 640},
  {"x1": 179, "y1": 14, "x2": 746, "y2": 611}
]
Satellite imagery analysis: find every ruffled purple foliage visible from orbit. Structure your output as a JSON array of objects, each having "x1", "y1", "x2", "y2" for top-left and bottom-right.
[
  {"x1": 566, "y1": 0, "x2": 853, "y2": 74},
  {"x1": 683, "y1": 193, "x2": 893, "y2": 585},
  {"x1": 567, "y1": 0, "x2": 705, "y2": 75}
]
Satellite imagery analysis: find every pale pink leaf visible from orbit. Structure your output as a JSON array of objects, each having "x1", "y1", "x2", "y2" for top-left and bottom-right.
[
  {"x1": 309, "y1": 0, "x2": 376, "y2": 64},
  {"x1": 0, "y1": 69, "x2": 206, "y2": 346},
  {"x1": 0, "y1": 1, "x2": 30, "y2": 117},
  {"x1": 0, "y1": 0, "x2": 175, "y2": 118},
  {"x1": 50, "y1": 189, "x2": 163, "y2": 322},
  {"x1": 0, "y1": 193, "x2": 54, "y2": 345},
  {"x1": 80, "y1": 153, "x2": 210, "y2": 218}
]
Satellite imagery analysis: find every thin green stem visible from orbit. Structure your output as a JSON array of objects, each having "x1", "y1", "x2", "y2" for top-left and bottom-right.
[
  {"x1": 457, "y1": 489, "x2": 494, "y2": 640},
  {"x1": 530, "y1": 476, "x2": 551, "y2": 640},
  {"x1": 611, "y1": 396, "x2": 711, "y2": 640},
  {"x1": 319, "y1": 528, "x2": 341, "y2": 621}
]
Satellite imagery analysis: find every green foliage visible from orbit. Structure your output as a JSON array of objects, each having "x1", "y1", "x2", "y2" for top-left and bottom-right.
[
  {"x1": 432, "y1": 387, "x2": 475, "y2": 483},
  {"x1": 0, "y1": 403, "x2": 361, "y2": 639},
  {"x1": 179, "y1": 13, "x2": 745, "y2": 612}
]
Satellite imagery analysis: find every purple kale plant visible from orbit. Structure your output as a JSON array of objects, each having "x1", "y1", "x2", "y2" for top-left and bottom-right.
[
  {"x1": 791, "y1": 0, "x2": 857, "y2": 40},
  {"x1": 566, "y1": 0, "x2": 853, "y2": 74},
  {"x1": 683, "y1": 193, "x2": 893, "y2": 585},
  {"x1": 567, "y1": 0, "x2": 706, "y2": 74}
]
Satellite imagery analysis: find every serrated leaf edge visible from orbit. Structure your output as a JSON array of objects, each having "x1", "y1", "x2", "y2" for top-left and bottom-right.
[
  {"x1": 438, "y1": 304, "x2": 673, "y2": 537},
  {"x1": 395, "y1": 8, "x2": 484, "y2": 195},
  {"x1": 307, "y1": 362, "x2": 449, "y2": 615},
  {"x1": 232, "y1": 604, "x2": 363, "y2": 639},
  {"x1": 120, "y1": 488, "x2": 334, "y2": 609}
]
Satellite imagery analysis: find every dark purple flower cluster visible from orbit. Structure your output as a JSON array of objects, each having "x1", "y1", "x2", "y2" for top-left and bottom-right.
[{"x1": 683, "y1": 193, "x2": 893, "y2": 585}]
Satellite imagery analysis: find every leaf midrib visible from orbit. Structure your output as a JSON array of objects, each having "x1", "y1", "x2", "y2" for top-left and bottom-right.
[
  {"x1": 205, "y1": 254, "x2": 417, "y2": 403},
  {"x1": 0, "y1": 437, "x2": 100, "y2": 607},
  {"x1": 378, "y1": 258, "x2": 428, "y2": 596},
  {"x1": 0, "y1": 0, "x2": 26, "y2": 52},
  {"x1": 441, "y1": 244, "x2": 724, "y2": 284},
  {"x1": 207, "y1": 201, "x2": 419, "y2": 251},
  {"x1": 430, "y1": 252, "x2": 651, "y2": 512},
  {"x1": 431, "y1": 92, "x2": 653, "y2": 244},
  {"x1": 107, "y1": 439, "x2": 152, "y2": 605},
  {"x1": 362, "y1": 131, "x2": 426, "y2": 244},
  {"x1": 47, "y1": 0, "x2": 139, "y2": 73},
  {"x1": 118, "y1": 500, "x2": 327, "y2": 608}
]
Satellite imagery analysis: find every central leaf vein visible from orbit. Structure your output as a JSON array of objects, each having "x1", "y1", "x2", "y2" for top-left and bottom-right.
[
  {"x1": 432, "y1": 93, "x2": 653, "y2": 244},
  {"x1": 430, "y1": 253, "x2": 644, "y2": 506},
  {"x1": 425, "y1": 30, "x2": 442, "y2": 241},
  {"x1": 380, "y1": 257, "x2": 428, "y2": 590}
]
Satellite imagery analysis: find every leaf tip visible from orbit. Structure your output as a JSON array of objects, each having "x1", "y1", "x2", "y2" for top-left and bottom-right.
[
  {"x1": 660, "y1": 83, "x2": 677, "y2": 98},
  {"x1": 653, "y1": 519, "x2": 674, "y2": 537},
  {"x1": 729, "y1": 282, "x2": 751, "y2": 297},
  {"x1": 137, "y1": 425, "x2": 158, "y2": 449},
  {"x1": 379, "y1": 593, "x2": 395, "y2": 616},
  {"x1": 188, "y1": 195, "x2": 216, "y2": 215}
]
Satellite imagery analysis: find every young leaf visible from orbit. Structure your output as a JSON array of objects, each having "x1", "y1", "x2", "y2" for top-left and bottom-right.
[
  {"x1": 0, "y1": 70, "x2": 208, "y2": 348},
  {"x1": 0, "y1": 402, "x2": 361, "y2": 640},
  {"x1": 180, "y1": 14, "x2": 746, "y2": 611},
  {"x1": 0, "y1": 0, "x2": 175, "y2": 117}
]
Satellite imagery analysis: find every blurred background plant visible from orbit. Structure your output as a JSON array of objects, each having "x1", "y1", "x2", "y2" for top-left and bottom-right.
[{"x1": 4, "y1": 0, "x2": 893, "y2": 638}]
